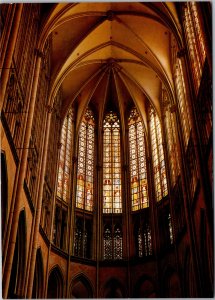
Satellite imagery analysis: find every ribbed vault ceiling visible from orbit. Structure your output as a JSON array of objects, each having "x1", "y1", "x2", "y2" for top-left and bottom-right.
[{"x1": 43, "y1": 3, "x2": 182, "y2": 130}]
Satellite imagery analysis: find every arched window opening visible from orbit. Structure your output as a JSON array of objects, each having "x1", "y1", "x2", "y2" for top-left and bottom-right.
[
  {"x1": 103, "y1": 224, "x2": 123, "y2": 260},
  {"x1": 74, "y1": 218, "x2": 92, "y2": 258},
  {"x1": 104, "y1": 226, "x2": 112, "y2": 260},
  {"x1": 183, "y1": 2, "x2": 206, "y2": 92},
  {"x1": 8, "y1": 210, "x2": 26, "y2": 298},
  {"x1": 103, "y1": 112, "x2": 122, "y2": 214},
  {"x1": 76, "y1": 108, "x2": 95, "y2": 211},
  {"x1": 47, "y1": 267, "x2": 64, "y2": 298},
  {"x1": 1, "y1": 152, "x2": 8, "y2": 245},
  {"x1": 70, "y1": 275, "x2": 93, "y2": 298},
  {"x1": 149, "y1": 106, "x2": 168, "y2": 201},
  {"x1": 52, "y1": 204, "x2": 68, "y2": 250},
  {"x1": 57, "y1": 109, "x2": 73, "y2": 201},
  {"x1": 168, "y1": 213, "x2": 174, "y2": 245},
  {"x1": 128, "y1": 108, "x2": 149, "y2": 211},
  {"x1": 137, "y1": 224, "x2": 152, "y2": 257},
  {"x1": 173, "y1": 58, "x2": 191, "y2": 148},
  {"x1": 113, "y1": 225, "x2": 123, "y2": 259},
  {"x1": 32, "y1": 249, "x2": 44, "y2": 298},
  {"x1": 162, "y1": 91, "x2": 180, "y2": 187}
]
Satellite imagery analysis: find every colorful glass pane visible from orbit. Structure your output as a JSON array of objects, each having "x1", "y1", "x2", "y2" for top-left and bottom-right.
[
  {"x1": 103, "y1": 112, "x2": 122, "y2": 213},
  {"x1": 128, "y1": 108, "x2": 149, "y2": 211},
  {"x1": 76, "y1": 108, "x2": 95, "y2": 211}
]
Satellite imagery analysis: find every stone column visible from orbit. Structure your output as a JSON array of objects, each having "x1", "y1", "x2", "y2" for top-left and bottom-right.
[
  {"x1": 2, "y1": 51, "x2": 42, "y2": 299},
  {"x1": 0, "y1": 4, "x2": 23, "y2": 111}
]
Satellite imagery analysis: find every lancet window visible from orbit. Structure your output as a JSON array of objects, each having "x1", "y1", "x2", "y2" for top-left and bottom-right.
[
  {"x1": 57, "y1": 109, "x2": 73, "y2": 202},
  {"x1": 76, "y1": 108, "x2": 95, "y2": 211},
  {"x1": 149, "y1": 106, "x2": 168, "y2": 201},
  {"x1": 103, "y1": 225, "x2": 123, "y2": 260},
  {"x1": 183, "y1": 2, "x2": 206, "y2": 92},
  {"x1": 128, "y1": 108, "x2": 149, "y2": 211},
  {"x1": 103, "y1": 112, "x2": 122, "y2": 214}
]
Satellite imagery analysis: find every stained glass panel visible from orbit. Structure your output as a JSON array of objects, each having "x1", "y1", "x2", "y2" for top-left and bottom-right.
[
  {"x1": 76, "y1": 108, "x2": 95, "y2": 211},
  {"x1": 103, "y1": 112, "x2": 122, "y2": 213},
  {"x1": 149, "y1": 106, "x2": 168, "y2": 201},
  {"x1": 57, "y1": 109, "x2": 73, "y2": 201},
  {"x1": 183, "y1": 3, "x2": 206, "y2": 93},
  {"x1": 128, "y1": 108, "x2": 149, "y2": 211}
]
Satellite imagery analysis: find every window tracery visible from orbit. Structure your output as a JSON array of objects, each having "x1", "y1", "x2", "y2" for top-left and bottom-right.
[
  {"x1": 149, "y1": 106, "x2": 168, "y2": 201},
  {"x1": 57, "y1": 109, "x2": 73, "y2": 202},
  {"x1": 128, "y1": 108, "x2": 149, "y2": 211},
  {"x1": 103, "y1": 225, "x2": 123, "y2": 260},
  {"x1": 76, "y1": 108, "x2": 95, "y2": 211},
  {"x1": 183, "y1": 2, "x2": 206, "y2": 92},
  {"x1": 103, "y1": 112, "x2": 122, "y2": 213},
  {"x1": 137, "y1": 224, "x2": 152, "y2": 257}
]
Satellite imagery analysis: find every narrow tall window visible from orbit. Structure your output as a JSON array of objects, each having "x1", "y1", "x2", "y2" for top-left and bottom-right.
[
  {"x1": 163, "y1": 91, "x2": 180, "y2": 187},
  {"x1": 168, "y1": 213, "x2": 174, "y2": 244},
  {"x1": 76, "y1": 108, "x2": 95, "y2": 211},
  {"x1": 104, "y1": 227, "x2": 112, "y2": 259},
  {"x1": 114, "y1": 226, "x2": 123, "y2": 259},
  {"x1": 57, "y1": 109, "x2": 73, "y2": 202},
  {"x1": 149, "y1": 106, "x2": 168, "y2": 201},
  {"x1": 137, "y1": 224, "x2": 152, "y2": 257},
  {"x1": 183, "y1": 2, "x2": 206, "y2": 92},
  {"x1": 174, "y1": 59, "x2": 191, "y2": 148},
  {"x1": 128, "y1": 108, "x2": 149, "y2": 211},
  {"x1": 103, "y1": 112, "x2": 122, "y2": 213}
]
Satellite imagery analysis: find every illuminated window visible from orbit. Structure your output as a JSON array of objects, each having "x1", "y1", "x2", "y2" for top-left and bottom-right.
[
  {"x1": 174, "y1": 59, "x2": 191, "y2": 148},
  {"x1": 163, "y1": 92, "x2": 180, "y2": 187},
  {"x1": 128, "y1": 108, "x2": 149, "y2": 211},
  {"x1": 137, "y1": 224, "x2": 152, "y2": 257},
  {"x1": 114, "y1": 226, "x2": 123, "y2": 259},
  {"x1": 168, "y1": 213, "x2": 174, "y2": 244},
  {"x1": 104, "y1": 226, "x2": 112, "y2": 260},
  {"x1": 57, "y1": 109, "x2": 73, "y2": 201},
  {"x1": 183, "y1": 2, "x2": 206, "y2": 92},
  {"x1": 103, "y1": 225, "x2": 123, "y2": 260},
  {"x1": 76, "y1": 108, "x2": 95, "y2": 211},
  {"x1": 103, "y1": 112, "x2": 122, "y2": 213},
  {"x1": 149, "y1": 106, "x2": 168, "y2": 201}
]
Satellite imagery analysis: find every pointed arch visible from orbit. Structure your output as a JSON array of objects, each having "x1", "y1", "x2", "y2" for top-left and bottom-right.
[
  {"x1": 70, "y1": 273, "x2": 94, "y2": 298},
  {"x1": 102, "y1": 277, "x2": 127, "y2": 298},
  {"x1": 32, "y1": 248, "x2": 44, "y2": 298},
  {"x1": 47, "y1": 265, "x2": 64, "y2": 298},
  {"x1": 1, "y1": 151, "x2": 8, "y2": 245},
  {"x1": 162, "y1": 266, "x2": 181, "y2": 297},
  {"x1": 133, "y1": 275, "x2": 156, "y2": 298},
  {"x1": 8, "y1": 210, "x2": 27, "y2": 298}
]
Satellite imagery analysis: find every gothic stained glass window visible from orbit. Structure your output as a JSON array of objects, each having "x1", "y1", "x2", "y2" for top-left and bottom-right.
[
  {"x1": 76, "y1": 108, "x2": 95, "y2": 211},
  {"x1": 174, "y1": 58, "x2": 191, "y2": 148},
  {"x1": 168, "y1": 213, "x2": 174, "y2": 244},
  {"x1": 103, "y1": 112, "x2": 122, "y2": 214},
  {"x1": 114, "y1": 226, "x2": 123, "y2": 259},
  {"x1": 103, "y1": 225, "x2": 123, "y2": 260},
  {"x1": 104, "y1": 227, "x2": 112, "y2": 259},
  {"x1": 183, "y1": 2, "x2": 206, "y2": 93},
  {"x1": 128, "y1": 108, "x2": 149, "y2": 211},
  {"x1": 137, "y1": 224, "x2": 152, "y2": 257},
  {"x1": 149, "y1": 106, "x2": 168, "y2": 201},
  {"x1": 163, "y1": 92, "x2": 180, "y2": 187},
  {"x1": 57, "y1": 109, "x2": 73, "y2": 202}
]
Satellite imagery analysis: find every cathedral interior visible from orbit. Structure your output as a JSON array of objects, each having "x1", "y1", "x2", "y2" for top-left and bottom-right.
[{"x1": 0, "y1": 2, "x2": 213, "y2": 298}]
